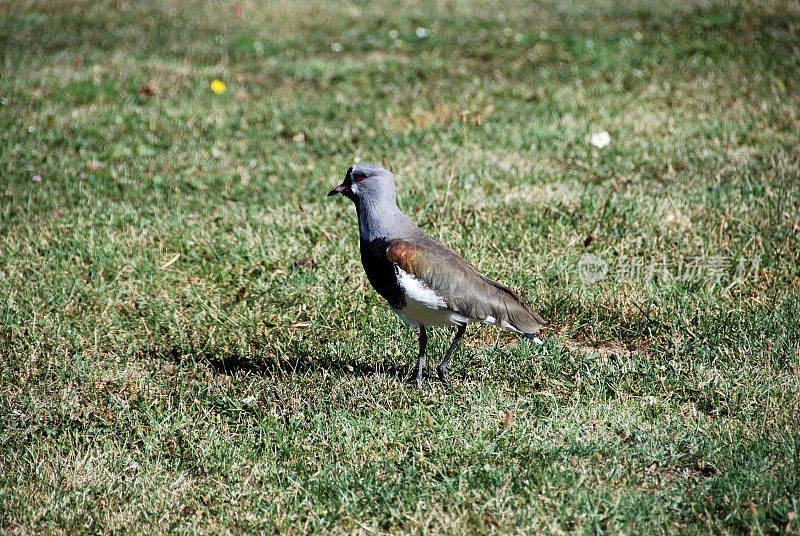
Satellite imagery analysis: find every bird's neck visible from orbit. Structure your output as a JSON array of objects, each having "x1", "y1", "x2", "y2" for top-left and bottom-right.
[{"x1": 356, "y1": 196, "x2": 411, "y2": 241}]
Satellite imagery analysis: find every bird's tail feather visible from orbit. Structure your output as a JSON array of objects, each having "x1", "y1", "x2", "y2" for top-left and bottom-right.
[{"x1": 524, "y1": 332, "x2": 545, "y2": 345}]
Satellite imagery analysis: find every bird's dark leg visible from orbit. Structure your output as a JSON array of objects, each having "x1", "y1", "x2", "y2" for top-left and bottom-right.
[
  {"x1": 437, "y1": 324, "x2": 466, "y2": 385},
  {"x1": 411, "y1": 325, "x2": 427, "y2": 388}
]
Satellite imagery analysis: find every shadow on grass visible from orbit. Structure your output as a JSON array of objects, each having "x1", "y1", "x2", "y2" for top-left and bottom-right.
[{"x1": 143, "y1": 344, "x2": 412, "y2": 381}]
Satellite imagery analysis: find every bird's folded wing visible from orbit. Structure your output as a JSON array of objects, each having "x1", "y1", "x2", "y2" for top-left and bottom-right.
[{"x1": 387, "y1": 236, "x2": 545, "y2": 334}]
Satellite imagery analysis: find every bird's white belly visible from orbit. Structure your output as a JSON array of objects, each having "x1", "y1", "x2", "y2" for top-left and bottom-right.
[
  {"x1": 393, "y1": 299, "x2": 469, "y2": 327},
  {"x1": 392, "y1": 267, "x2": 470, "y2": 326}
]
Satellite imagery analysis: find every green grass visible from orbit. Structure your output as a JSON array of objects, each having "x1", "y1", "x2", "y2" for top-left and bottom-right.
[{"x1": 1, "y1": 0, "x2": 799, "y2": 533}]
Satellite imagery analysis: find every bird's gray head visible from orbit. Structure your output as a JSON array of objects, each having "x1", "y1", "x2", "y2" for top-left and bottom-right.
[{"x1": 326, "y1": 163, "x2": 397, "y2": 208}]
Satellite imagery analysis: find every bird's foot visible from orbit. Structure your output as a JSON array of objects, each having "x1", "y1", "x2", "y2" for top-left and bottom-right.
[
  {"x1": 436, "y1": 364, "x2": 451, "y2": 386},
  {"x1": 408, "y1": 371, "x2": 424, "y2": 389}
]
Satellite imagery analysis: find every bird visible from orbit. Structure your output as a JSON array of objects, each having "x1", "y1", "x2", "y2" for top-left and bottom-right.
[{"x1": 327, "y1": 163, "x2": 546, "y2": 387}]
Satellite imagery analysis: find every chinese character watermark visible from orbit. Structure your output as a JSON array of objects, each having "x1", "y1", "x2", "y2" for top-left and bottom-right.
[{"x1": 577, "y1": 253, "x2": 761, "y2": 285}]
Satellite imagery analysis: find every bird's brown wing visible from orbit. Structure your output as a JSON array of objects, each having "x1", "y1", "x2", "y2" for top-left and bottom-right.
[{"x1": 387, "y1": 234, "x2": 545, "y2": 335}]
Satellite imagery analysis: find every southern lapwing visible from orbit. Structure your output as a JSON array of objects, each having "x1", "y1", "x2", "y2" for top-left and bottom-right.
[{"x1": 327, "y1": 163, "x2": 545, "y2": 387}]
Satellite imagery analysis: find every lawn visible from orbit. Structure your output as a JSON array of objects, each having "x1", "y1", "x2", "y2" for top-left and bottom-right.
[{"x1": 1, "y1": 0, "x2": 799, "y2": 534}]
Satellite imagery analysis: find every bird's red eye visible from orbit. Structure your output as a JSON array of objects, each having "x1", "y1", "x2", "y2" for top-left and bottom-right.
[{"x1": 353, "y1": 173, "x2": 366, "y2": 182}]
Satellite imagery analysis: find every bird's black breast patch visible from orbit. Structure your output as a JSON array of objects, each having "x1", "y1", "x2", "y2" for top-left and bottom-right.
[{"x1": 360, "y1": 237, "x2": 406, "y2": 310}]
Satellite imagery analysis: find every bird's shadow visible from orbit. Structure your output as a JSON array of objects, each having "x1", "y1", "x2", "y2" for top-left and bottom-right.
[{"x1": 148, "y1": 344, "x2": 412, "y2": 381}]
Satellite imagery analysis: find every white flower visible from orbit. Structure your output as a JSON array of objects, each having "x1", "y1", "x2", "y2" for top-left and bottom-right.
[
  {"x1": 589, "y1": 131, "x2": 611, "y2": 148},
  {"x1": 242, "y1": 395, "x2": 257, "y2": 405},
  {"x1": 331, "y1": 42, "x2": 343, "y2": 52},
  {"x1": 388, "y1": 29, "x2": 399, "y2": 39},
  {"x1": 415, "y1": 27, "x2": 429, "y2": 38}
]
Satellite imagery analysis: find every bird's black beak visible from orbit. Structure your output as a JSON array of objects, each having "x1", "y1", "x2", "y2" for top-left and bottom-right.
[
  {"x1": 327, "y1": 183, "x2": 349, "y2": 197},
  {"x1": 328, "y1": 166, "x2": 354, "y2": 197}
]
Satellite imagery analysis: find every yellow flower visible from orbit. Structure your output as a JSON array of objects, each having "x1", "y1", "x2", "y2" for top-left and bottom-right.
[{"x1": 210, "y1": 79, "x2": 226, "y2": 94}]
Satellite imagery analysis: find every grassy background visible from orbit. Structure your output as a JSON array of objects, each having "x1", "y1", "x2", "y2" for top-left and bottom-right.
[{"x1": 2, "y1": 0, "x2": 799, "y2": 533}]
